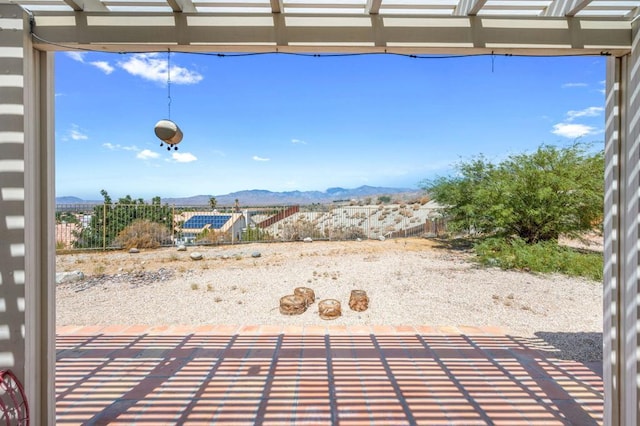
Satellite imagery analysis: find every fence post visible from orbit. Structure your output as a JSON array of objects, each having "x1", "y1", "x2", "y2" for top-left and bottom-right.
[{"x1": 102, "y1": 203, "x2": 107, "y2": 250}]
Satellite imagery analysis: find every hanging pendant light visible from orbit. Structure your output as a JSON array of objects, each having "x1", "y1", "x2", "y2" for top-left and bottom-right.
[
  {"x1": 155, "y1": 49, "x2": 183, "y2": 151},
  {"x1": 155, "y1": 119, "x2": 183, "y2": 147}
]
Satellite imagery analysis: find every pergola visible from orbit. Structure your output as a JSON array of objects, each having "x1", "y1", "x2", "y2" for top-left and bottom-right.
[{"x1": 0, "y1": 0, "x2": 638, "y2": 424}]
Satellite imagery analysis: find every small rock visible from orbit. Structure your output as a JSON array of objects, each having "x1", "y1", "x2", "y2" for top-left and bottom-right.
[
  {"x1": 177, "y1": 245, "x2": 187, "y2": 251},
  {"x1": 378, "y1": 236, "x2": 386, "y2": 241},
  {"x1": 303, "y1": 237, "x2": 313, "y2": 243},
  {"x1": 129, "y1": 248, "x2": 140, "y2": 254},
  {"x1": 221, "y1": 254, "x2": 230, "y2": 260},
  {"x1": 56, "y1": 271, "x2": 85, "y2": 284},
  {"x1": 190, "y1": 252, "x2": 203, "y2": 261},
  {"x1": 356, "y1": 238, "x2": 362, "y2": 242},
  {"x1": 251, "y1": 252, "x2": 261, "y2": 258}
]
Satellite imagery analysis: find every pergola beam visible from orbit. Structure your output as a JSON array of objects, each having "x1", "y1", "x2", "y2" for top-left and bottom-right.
[
  {"x1": 453, "y1": 0, "x2": 487, "y2": 16},
  {"x1": 365, "y1": 0, "x2": 382, "y2": 14},
  {"x1": 166, "y1": 0, "x2": 197, "y2": 13},
  {"x1": 62, "y1": 0, "x2": 108, "y2": 12},
  {"x1": 542, "y1": 0, "x2": 593, "y2": 17},
  {"x1": 270, "y1": 0, "x2": 282, "y2": 13},
  {"x1": 28, "y1": 13, "x2": 633, "y2": 56}
]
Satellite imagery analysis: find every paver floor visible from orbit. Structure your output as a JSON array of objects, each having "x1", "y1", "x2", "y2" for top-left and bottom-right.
[{"x1": 56, "y1": 325, "x2": 603, "y2": 425}]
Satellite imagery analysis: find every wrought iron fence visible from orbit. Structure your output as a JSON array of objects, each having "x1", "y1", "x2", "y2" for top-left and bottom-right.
[{"x1": 55, "y1": 202, "x2": 447, "y2": 251}]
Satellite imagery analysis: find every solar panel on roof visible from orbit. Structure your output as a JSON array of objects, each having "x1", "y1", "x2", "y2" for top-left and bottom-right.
[{"x1": 183, "y1": 215, "x2": 232, "y2": 229}]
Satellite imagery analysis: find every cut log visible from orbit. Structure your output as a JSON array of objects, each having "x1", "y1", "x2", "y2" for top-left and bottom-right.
[
  {"x1": 349, "y1": 290, "x2": 369, "y2": 312},
  {"x1": 318, "y1": 299, "x2": 341, "y2": 320},
  {"x1": 279, "y1": 295, "x2": 306, "y2": 315},
  {"x1": 294, "y1": 287, "x2": 315, "y2": 307}
]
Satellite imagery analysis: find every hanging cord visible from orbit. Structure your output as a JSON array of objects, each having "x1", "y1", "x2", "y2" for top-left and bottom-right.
[{"x1": 167, "y1": 49, "x2": 172, "y2": 120}]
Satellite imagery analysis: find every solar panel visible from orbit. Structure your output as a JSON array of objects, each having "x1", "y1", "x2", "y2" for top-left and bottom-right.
[{"x1": 183, "y1": 215, "x2": 232, "y2": 229}]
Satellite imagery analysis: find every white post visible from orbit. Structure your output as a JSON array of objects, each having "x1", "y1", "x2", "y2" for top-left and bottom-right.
[
  {"x1": 0, "y1": 3, "x2": 55, "y2": 424},
  {"x1": 604, "y1": 19, "x2": 640, "y2": 426}
]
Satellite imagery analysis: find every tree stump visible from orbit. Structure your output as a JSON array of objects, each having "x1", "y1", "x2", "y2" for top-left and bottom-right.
[
  {"x1": 279, "y1": 295, "x2": 306, "y2": 315},
  {"x1": 349, "y1": 290, "x2": 369, "y2": 312},
  {"x1": 318, "y1": 299, "x2": 341, "y2": 320},
  {"x1": 294, "y1": 287, "x2": 315, "y2": 307}
]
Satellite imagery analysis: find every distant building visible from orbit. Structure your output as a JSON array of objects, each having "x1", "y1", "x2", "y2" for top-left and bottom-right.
[{"x1": 174, "y1": 211, "x2": 247, "y2": 245}]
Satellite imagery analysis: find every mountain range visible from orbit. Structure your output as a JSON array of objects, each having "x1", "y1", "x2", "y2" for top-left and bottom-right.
[{"x1": 56, "y1": 185, "x2": 422, "y2": 206}]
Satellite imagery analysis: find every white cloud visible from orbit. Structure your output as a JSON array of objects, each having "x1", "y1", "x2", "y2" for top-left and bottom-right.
[
  {"x1": 103, "y1": 143, "x2": 139, "y2": 151},
  {"x1": 66, "y1": 52, "x2": 86, "y2": 62},
  {"x1": 172, "y1": 152, "x2": 198, "y2": 163},
  {"x1": 91, "y1": 61, "x2": 114, "y2": 75},
  {"x1": 69, "y1": 124, "x2": 88, "y2": 141},
  {"x1": 561, "y1": 82, "x2": 588, "y2": 88},
  {"x1": 66, "y1": 52, "x2": 114, "y2": 75},
  {"x1": 118, "y1": 53, "x2": 203, "y2": 85},
  {"x1": 291, "y1": 139, "x2": 307, "y2": 145},
  {"x1": 552, "y1": 123, "x2": 597, "y2": 138},
  {"x1": 252, "y1": 155, "x2": 270, "y2": 162},
  {"x1": 137, "y1": 149, "x2": 160, "y2": 160},
  {"x1": 566, "y1": 106, "x2": 604, "y2": 121}
]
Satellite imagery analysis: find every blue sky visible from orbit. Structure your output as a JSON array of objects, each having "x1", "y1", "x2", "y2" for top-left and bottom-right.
[{"x1": 55, "y1": 51, "x2": 606, "y2": 200}]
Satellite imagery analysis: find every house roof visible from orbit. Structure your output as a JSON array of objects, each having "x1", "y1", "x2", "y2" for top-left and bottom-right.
[{"x1": 182, "y1": 214, "x2": 233, "y2": 230}]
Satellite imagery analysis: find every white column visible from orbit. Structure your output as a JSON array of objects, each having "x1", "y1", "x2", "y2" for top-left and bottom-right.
[
  {"x1": 604, "y1": 19, "x2": 640, "y2": 426},
  {"x1": 0, "y1": 2, "x2": 56, "y2": 424}
]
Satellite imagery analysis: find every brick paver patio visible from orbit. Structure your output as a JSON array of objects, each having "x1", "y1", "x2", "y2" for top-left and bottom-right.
[{"x1": 56, "y1": 325, "x2": 603, "y2": 425}]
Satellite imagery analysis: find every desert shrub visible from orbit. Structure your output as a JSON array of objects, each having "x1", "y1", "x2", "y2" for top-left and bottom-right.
[
  {"x1": 196, "y1": 229, "x2": 234, "y2": 245},
  {"x1": 423, "y1": 143, "x2": 603, "y2": 243},
  {"x1": 281, "y1": 218, "x2": 324, "y2": 240},
  {"x1": 330, "y1": 225, "x2": 366, "y2": 240},
  {"x1": 114, "y1": 219, "x2": 172, "y2": 249},
  {"x1": 474, "y1": 237, "x2": 603, "y2": 281}
]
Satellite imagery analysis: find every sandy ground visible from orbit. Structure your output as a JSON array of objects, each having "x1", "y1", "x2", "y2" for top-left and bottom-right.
[{"x1": 56, "y1": 238, "x2": 603, "y2": 359}]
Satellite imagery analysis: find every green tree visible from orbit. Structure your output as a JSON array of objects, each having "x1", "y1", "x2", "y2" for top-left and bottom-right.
[
  {"x1": 209, "y1": 196, "x2": 217, "y2": 210},
  {"x1": 73, "y1": 190, "x2": 173, "y2": 249},
  {"x1": 421, "y1": 143, "x2": 604, "y2": 243}
]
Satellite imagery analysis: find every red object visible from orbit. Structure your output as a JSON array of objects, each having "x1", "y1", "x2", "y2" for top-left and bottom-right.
[{"x1": 0, "y1": 370, "x2": 29, "y2": 426}]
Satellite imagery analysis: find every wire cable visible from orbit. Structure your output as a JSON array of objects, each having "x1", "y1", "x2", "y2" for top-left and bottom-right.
[
  {"x1": 167, "y1": 49, "x2": 172, "y2": 119},
  {"x1": 29, "y1": 30, "x2": 612, "y2": 59}
]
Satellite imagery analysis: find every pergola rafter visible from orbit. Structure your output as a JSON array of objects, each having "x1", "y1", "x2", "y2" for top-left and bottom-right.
[{"x1": 24, "y1": 12, "x2": 634, "y2": 55}]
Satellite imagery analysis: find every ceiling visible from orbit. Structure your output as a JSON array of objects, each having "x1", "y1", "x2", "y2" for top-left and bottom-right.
[
  {"x1": 11, "y1": 0, "x2": 639, "y2": 17},
  {"x1": 11, "y1": 0, "x2": 640, "y2": 54}
]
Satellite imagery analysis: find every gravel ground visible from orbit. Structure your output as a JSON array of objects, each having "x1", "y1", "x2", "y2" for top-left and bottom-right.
[{"x1": 56, "y1": 238, "x2": 603, "y2": 361}]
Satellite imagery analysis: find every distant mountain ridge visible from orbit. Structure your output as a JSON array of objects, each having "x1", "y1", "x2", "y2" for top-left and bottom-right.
[{"x1": 56, "y1": 185, "x2": 422, "y2": 206}]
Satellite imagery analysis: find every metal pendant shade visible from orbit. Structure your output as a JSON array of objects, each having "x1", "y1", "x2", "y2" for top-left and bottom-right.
[{"x1": 154, "y1": 119, "x2": 183, "y2": 149}]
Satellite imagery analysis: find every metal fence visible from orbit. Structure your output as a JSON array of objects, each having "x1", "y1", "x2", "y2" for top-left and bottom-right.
[{"x1": 55, "y1": 202, "x2": 447, "y2": 251}]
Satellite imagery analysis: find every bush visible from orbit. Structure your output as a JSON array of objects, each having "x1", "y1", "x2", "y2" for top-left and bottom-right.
[
  {"x1": 422, "y1": 143, "x2": 604, "y2": 243},
  {"x1": 474, "y1": 237, "x2": 603, "y2": 281},
  {"x1": 330, "y1": 225, "x2": 366, "y2": 240},
  {"x1": 114, "y1": 219, "x2": 172, "y2": 249},
  {"x1": 281, "y1": 218, "x2": 324, "y2": 240}
]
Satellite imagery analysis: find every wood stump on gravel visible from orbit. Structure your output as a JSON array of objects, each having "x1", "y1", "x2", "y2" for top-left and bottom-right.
[
  {"x1": 294, "y1": 287, "x2": 315, "y2": 307},
  {"x1": 279, "y1": 295, "x2": 306, "y2": 315},
  {"x1": 349, "y1": 290, "x2": 369, "y2": 312},
  {"x1": 318, "y1": 299, "x2": 341, "y2": 320}
]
